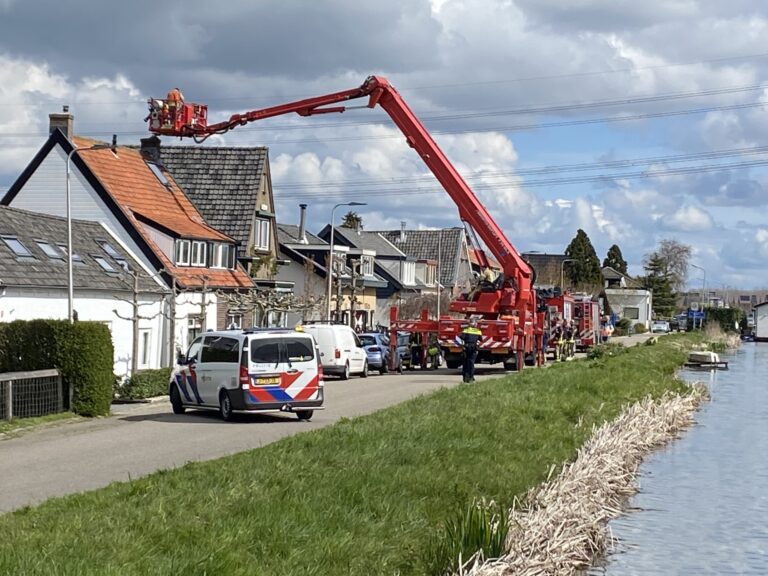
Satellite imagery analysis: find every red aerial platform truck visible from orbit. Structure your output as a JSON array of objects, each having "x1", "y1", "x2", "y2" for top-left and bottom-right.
[{"x1": 146, "y1": 76, "x2": 546, "y2": 370}]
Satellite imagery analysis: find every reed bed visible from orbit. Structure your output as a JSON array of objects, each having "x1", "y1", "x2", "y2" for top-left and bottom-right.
[{"x1": 465, "y1": 383, "x2": 710, "y2": 576}]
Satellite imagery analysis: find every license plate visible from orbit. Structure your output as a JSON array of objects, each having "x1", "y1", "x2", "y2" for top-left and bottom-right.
[{"x1": 255, "y1": 376, "x2": 280, "y2": 385}]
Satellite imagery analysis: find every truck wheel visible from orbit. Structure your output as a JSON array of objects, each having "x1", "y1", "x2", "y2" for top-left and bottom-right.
[
  {"x1": 445, "y1": 357, "x2": 461, "y2": 370},
  {"x1": 503, "y1": 359, "x2": 518, "y2": 371},
  {"x1": 296, "y1": 410, "x2": 314, "y2": 421},
  {"x1": 219, "y1": 390, "x2": 234, "y2": 421},
  {"x1": 170, "y1": 385, "x2": 185, "y2": 414}
]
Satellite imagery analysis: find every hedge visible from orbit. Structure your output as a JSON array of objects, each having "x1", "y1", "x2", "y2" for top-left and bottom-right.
[
  {"x1": 0, "y1": 319, "x2": 114, "y2": 417},
  {"x1": 118, "y1": 367, "x2": 172, "y2": 400}
]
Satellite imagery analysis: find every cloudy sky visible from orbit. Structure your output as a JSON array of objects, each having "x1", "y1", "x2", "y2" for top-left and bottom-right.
[{"x1": 1, "y1": 0, "x2": 767, "y2": 289}]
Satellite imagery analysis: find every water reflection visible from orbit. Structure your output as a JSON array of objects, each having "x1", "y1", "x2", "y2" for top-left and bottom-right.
[{"x1": 589, "y1": 343, "x2": 768, "y2": 575}]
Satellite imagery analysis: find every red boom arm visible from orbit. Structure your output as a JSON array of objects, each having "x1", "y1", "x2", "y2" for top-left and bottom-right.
[{"x1": 147, "y1": 76, "x2": 535, "y2": 318}]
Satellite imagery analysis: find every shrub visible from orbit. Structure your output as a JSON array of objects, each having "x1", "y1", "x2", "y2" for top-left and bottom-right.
[
  {"x1": 0, "y1": 320, "x2": 113, "y2": 417},
  {"x1": 613, "y1": 318, "x2": 632, "y2": 336},
  {"x1": 587, "y1": 342, "x2": 626, "y2": 360},
  {"x1": 118, "y1": 368, "x2": 172, "y2": 400},
  {"x1": 633, "y1": 322, "x2": 647, "y2": 334}
]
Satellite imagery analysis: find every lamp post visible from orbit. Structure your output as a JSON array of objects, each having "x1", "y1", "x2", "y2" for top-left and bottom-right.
[
  {"x1": 66, "y1": 143, "x2": 112, "y2": 323},
  {"x1": 690, "y1": 263, "x2": 706, "y2": 329},
  {"x1": 560, "y1": 258, "x2": 575, "y2": 290},
  {"x1": 326, "y1": 201, "x2": 366, "y2": 321}
]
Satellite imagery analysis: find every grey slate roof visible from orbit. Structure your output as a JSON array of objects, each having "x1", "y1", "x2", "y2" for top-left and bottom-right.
[
  {"x1": 157, "y1": 146, "x2": 268, "y2": 254},
  {"x1": 320, "y1": 226, "x2": 406, "y2": 258},
  {"x1": 0, "y1": 206, "x2": 159, "y2": 291},
  {"x1": 276, "y1": 223, "x2": 325, "y2": 246},
  {"x1": 371, "y1": 228, "x2": 464, "y2": 287}
]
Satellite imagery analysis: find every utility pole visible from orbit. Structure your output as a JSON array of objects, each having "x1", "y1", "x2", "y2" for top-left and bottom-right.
[{"x1": 348, "y1": 258, "x2": 362, "y2": 330}]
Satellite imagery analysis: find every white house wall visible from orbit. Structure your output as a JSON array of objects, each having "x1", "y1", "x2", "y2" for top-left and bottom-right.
[
  {"x1": 174, "y1": 291, "x2": 218, "y2": 355},
  {"x1": 8, "y1": 146, "x2": 159, "y2": 276},
  {"x1": 276, "y1": 260, "x2": 325, "y2": 327},
  {"x1": 0, "y1": 286, "x2": 165, "y2": 378},
  {"x1": 605, "y1": 289, "x2": 652, "y2": 329},
  {"x1": 755, "y1": 305, "x2": 768, "y2": 341}
]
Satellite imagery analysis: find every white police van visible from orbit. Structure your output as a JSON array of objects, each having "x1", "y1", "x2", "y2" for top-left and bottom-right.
[{"x1": 169, "y1": 328, "x2": 324, "y2": 421}]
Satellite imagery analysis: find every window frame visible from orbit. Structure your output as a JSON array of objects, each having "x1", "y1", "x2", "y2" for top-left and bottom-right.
[
  {"x1": 2, "y1": 236, "x2": 34, "y2": 258},
  {"x1": 254, "y1": 218, "x2": 270, "y2": 252},
  {"x1": 175, "y1": 239, "x2": 191, "y2": 266},
  {"x1": 139, "y1": 329, "x2": 151, "y2": 368},
  {"x1": 92, "y1": 255, "x2": 117, "y2": 273},
  {"x1": 190, "y1": 240, "x2": 207, "y2": 267}
]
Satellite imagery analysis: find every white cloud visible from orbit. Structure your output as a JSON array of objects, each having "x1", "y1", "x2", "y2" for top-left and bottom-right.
[{"x1": 661, "y1": 204, "x2": 714, "y2": 231}]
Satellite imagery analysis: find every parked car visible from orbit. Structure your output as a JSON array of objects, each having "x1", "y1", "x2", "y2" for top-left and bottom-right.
[
  {"x1": 651, "y1": 320, "x2": 671, "y2": 333},
  {"x1": 170, "y1": 328, "x2": 324, "y2": 421},
  {"x1": 359, "y1": 332, "x2": 393, "y2": 374},
  {"x1": 301, "y1": 323, "x2": 369, "y2": 379}
]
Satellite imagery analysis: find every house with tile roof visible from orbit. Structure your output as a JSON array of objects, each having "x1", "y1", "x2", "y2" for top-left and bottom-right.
[
  {"x1": 1, "y1": 110, "x2": 253, "y2": 363},
  {"x1": 152, "y1": 139, "x2": 293, "y2": 328},
  {"x1": 279, "y1": 206, "x2": 387, "y2": 330},
  {"x1": 0, "y1": 205, "x2": 167, "y2": 377}
]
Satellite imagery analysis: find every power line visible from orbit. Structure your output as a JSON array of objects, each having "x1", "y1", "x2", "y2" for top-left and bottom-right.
[
  {"x1": 272, "y1": 157, "x2": 768, "y2": 200},
  {"x1": 274, "y1": 144, "x2": 768, "y2": 189}
]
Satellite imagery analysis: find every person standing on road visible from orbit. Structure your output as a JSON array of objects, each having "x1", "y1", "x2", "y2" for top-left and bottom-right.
[{"x1": 457, "y1": 317, "x2": 483, "y2": 383}]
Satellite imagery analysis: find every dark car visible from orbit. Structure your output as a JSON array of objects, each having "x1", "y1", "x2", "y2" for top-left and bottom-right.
[{"x1": 358, "y1": 332, "x2": 393, "y2": 374}]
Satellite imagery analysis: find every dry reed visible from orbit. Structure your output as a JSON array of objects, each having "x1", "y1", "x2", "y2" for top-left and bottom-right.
[{"x1": 464, "y1": 383, "x2": 710, "y2": 576}]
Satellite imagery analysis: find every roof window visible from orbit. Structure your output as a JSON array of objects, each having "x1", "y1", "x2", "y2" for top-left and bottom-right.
[
  {"x1": 36, "y1": 241, "x2": 64, "y2": 260},
  {"x1": 147, "y1": 162, "x2": 170, "y2": 187},
  {"x1": 97, "y1": 240, "x2": 121, "y2": 258},
  {"x1": 93, "y1": 256, "x2": 116, "y2": 273},
  {"x1": 58, "y1": 244, "x2": 84, "y2": 264},
  {"x1": 2, "y1": 236, "x2": 34, "y2": 258}
]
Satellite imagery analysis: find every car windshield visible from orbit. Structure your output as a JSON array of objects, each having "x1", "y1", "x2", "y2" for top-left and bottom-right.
[{"x1": 359, "y1": 335, "x2": 377, "y2": 346}]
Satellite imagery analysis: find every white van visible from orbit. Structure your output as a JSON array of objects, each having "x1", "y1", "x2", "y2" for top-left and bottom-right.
[
  {"x1": 169, "y1": 328, "x2": 324, "y2": 421},
  {"x1": 301, "y1": 323, "x2": 368, "y2": 379}
]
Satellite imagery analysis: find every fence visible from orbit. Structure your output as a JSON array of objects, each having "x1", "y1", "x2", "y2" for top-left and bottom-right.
[{"x1": 0, "y1": 369, "x2": 67, "y2": 421}]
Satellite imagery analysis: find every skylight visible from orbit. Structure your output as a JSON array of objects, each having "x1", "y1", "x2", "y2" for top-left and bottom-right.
[
  {"x1": 58, "y1": 245, "x2": 83, "y2": 262},
  {"x1": 147, "y1": 162, "x2": 170, "y2": 187},
  {"x1": 93, "y1": 256, "x2": 116, "y2": 273},
  {"x1": 36, "y1": 241, "x2": 63, "y2": 259},
  {"x1": 98, "y1": 240, "x2": 121, "y2": 258},
  {"x1": 2, "y1": 236, "x2": 34, "y2": 258}
]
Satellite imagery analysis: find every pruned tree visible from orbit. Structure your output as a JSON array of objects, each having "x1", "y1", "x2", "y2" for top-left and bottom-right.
[
  {"x1": 217, "y1": 288, "x2": 323, "y2": 328},
  {"x1": 564, "y1": 229, "x2": 602, "y2": 290},
  {"x1": 602, "y1": 244, "x2": 628, "y2": 274}
]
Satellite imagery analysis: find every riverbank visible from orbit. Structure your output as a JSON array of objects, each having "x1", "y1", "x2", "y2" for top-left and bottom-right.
[{"x1": 0, "y1": 336, "x2": 696, "y2": 576}]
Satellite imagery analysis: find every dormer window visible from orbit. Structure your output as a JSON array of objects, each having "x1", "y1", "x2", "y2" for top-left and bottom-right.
[
  {"x1": 175, "y1": 239, "x2": 190, "y2": 265},
  {"x1": 190, "y1": 241, "x2": 207, "y2": 267},
  {"x1": 360, "y1": 255, "x2": 374, "y2": 276},
  {"x1": 212, "y1": 243, "x2": 236, "y2": 269},
  {"x1": 426, "y1": 263, "x2": 437, "y2": 286}
]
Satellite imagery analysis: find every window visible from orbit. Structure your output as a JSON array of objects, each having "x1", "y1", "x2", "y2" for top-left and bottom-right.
[
  {"x1": 285, "y1": 338, "x2": 315, "y2": 362},
  {"x1": 36, "y1": 241, "x2": 63, "y2": 259},
  {"x1": 250, "y1": 339, "x2": 281, "y2": 364},
  {"x1": 624, "y1": 307, "x2": 640, "y2": 320},
  {"x1": 401, "y1": 261, "x2": 415, "y2": 285},
  {"x1": 93, "y1": 256, "x2": 116, "y2": 273},
  {"x1": 175, "y1": 239, "x2": 191, "y2": 266},
  {"x1": 187, "y1": 316, "x2": 202, "y2": 343},
  {"x1": 425, "y1": 264, "x2": 437, "y2": 286},
  {"x1": 254, "y1": 218, "x2": 270, "y2": 251},
  {"x1": 212, "y1": 243, "x2": 235, "y2": 269},
  {"x1": 361, "y1": 255, "x2": 374, "y2": 276},
  {"x1": 186, "y1": 336, "x2": 203, "y2": 363},
  {"x1": 98, "y1": 241, "x2": 121, "y2": 258},
  {"x1": 226, "y1": 312, "x2": 243, "y2": 330},
  {"x1": 147, "y1": 162, "x2": 170, "y2": 186},
  {"x1": 191, "y1": 241, "x2": 207, "y2": 267},
  {"x1": 201, "y1": 336, "x2": 240, "y2": 363},
  {"x1": 139, "y1": 329, "x2": 151, "y2": 368},
  {"x1": 2, "y1": 236, "x2": 34, "y2": 258},
  {"x1": 266, "y1": 310, "x2": 286, "y2": 328},
  {"x1": 58, "y1": 244, "x2": 83, "y2": 263}
]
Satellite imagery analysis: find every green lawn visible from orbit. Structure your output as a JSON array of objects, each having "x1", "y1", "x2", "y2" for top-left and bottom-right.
[
  {"x1": 0, "y1": 412, "x2": 80, "y2": 437},
  {"x1": 0, "y1": 338, "x2": 691, "y2": 576}
]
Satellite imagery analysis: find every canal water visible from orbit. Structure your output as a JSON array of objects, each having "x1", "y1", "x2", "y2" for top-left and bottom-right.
[{"x1": 589, "y1": 342, "x2": 768, "y2": 575}]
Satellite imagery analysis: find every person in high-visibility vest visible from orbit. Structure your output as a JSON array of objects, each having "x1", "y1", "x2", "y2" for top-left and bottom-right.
[{"x1": 457, "y1": 317, "x2": 482, "y2": 383}]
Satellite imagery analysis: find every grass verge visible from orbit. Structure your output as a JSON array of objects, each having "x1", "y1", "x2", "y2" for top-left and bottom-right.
[
  {"x1": 0, "y1": 412, "x2": 80, "y2": 438},
  {"x1": 0, "y1": 336, "x2": 693, "y2": 576}
]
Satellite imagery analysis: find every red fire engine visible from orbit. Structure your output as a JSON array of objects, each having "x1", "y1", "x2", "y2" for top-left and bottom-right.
[{"x1": 146, "y1": 76, "x2": 546, "y2": 370}]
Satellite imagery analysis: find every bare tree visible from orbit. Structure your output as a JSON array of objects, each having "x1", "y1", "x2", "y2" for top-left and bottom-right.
[
  {"x1": 217, "y1": 288, "x2": 323, "y2": 328},
  {"x1": 643, "y1": 238, "x2": 692, "y2": 292}
]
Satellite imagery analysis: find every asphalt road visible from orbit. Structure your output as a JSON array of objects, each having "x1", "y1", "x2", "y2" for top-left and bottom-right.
[
  {"x1": 0, "y1": 366, "x2": 501, "y2": 514},
  {"x1": 0, "y1": 333, "x2": 655, "y2": 515}
]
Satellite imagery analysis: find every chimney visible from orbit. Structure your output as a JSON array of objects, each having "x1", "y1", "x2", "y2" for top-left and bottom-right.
[
  {"x1": 140, "y1": 135, "x2": 162, "y2": 165},
  {"x1": 399, "y1": 221, "x2": 407, "y2": 243},
  {"x1": 297, "y1": 204, "x2": 309, "y2": 244},
  {"x1": 49, "y1": 105, "x2": 74, "y2": 139}
]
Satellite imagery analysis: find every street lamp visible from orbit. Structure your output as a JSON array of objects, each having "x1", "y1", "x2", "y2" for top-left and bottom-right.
[
  {"x1": 326, "y1": 201, "x2": 367, "y2": 321},
  {"x1": 66, "y1": 142, "x2": 112, "y2": 323},
  {"x1": 560, "y1": 258, "x2": 575, "y2": 290},
  {"x1": 690, "y1": 263, "x2": 706, "y2": 328}
]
